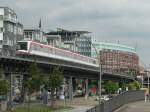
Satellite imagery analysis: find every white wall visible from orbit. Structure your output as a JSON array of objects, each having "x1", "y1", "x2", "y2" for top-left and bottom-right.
[
  {"x1": 0, "y1": 20, "x2": 3, "y2": 27},
  {"x1": 0, "y1": 8, "x2": 4, "y2": 15},
  {"x1": 0, "y1": 33, "x2": 3, "y2": 40}
]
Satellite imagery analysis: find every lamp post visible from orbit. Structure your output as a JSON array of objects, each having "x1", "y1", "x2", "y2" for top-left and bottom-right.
[
  {"x1": 99, "y1": 53, "x2": 102, "y2": 106},
  {"x1": 147, "y1": 71, "x2": 149, "y2": 95},
  {"x1": 90, "y1": 42, "x2": 102, "y2": 106},
  {"x1": 141, "y1": 74, "x2": 143, "y2": 88}
]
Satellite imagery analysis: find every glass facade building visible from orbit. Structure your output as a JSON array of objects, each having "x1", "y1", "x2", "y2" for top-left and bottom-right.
[
  {"x1": 91, "y1": 42, "x2": 136, "y2": 58},
  {"x1": 46, "y1": 28, "x2": 92, "y2": 57}
]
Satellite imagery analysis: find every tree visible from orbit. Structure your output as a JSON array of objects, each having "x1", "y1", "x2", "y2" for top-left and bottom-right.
[
  {"x1": 120, "y1": 83, "x2": 128, "y2": 91},
  {"x1": 45, "y1": 66, "x2": 63, "y2": 108},
  {"x1": 104, "y1": 81, "x2": 119, "y2": 94},
  {"x1": 25, "y1": 63, "x2": 44, "y2": 111},
  {"x1": 0, "y1": 65, "x2": 9, "y2": 99},
  {"x1": 26, "y1": 63, "x2": 43, "y2": 94},
  {"x1": 128, "y1": 83, "x2": 136, "y2": 90},
  {"x1": 128, "y1": 81, "x2": 141, "y2": 90},
  {"x1": 0, "y1": 65, "x2": 10, "y2": 111}
]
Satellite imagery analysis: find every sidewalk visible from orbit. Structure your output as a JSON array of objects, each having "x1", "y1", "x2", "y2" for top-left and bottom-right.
[
  {"x1": 115, "y1": 101, "x2": 150, "y2": 112},
  {"x1": 55, "y1": 106, "x2": 93, "y2": 112},
  {"x1": 55, "y1": 97, "x2": 98, "y2": 112},
  {"x1": 56, "y1": 97, "x2": 98, "y2": 106}
]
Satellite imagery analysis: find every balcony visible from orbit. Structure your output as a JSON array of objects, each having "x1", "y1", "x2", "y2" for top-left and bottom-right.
[
  {"x1": 64, "y1": 41, "x2": 75, "y2": 44},
  {"x1": 3, "y1": 40, "x2": 13, "y2": 46},
  {"x1": 4, "y1": 16, "x2": 17, "y2": 23}
]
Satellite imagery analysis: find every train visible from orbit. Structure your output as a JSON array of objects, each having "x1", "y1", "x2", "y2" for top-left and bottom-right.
[{"x1": 16, "y1": 41, "x2": 98, "y2": 67}]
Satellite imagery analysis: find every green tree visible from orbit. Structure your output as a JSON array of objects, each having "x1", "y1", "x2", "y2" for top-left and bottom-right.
[
  {"x1": 104, "y1": 81, "x2": 119, "y2": 94},
  {"x1": 26, "y1": 63, "x2": 43, "y2": 93},
  {"x1": 120, "y1": 83, "x2": 128, "y2": 91},
  {"x1": 25, "y1": 63, "x2": 44, "y2": 111},
  {"x1": 128, "y1": 83, "x2": 136, "y2": 90},
  {"x1": 0, "y1": 65, "x2": 9, "y2": 99},
  {"x1": 0, "y1": 65, "x2": 10, "y2": 111},
  {"x1": 45, "y1": 66, "x2": 63, "y2": 108},
  {"x1": 128, "y1": 81, "x2": 141, "y2": 90}
]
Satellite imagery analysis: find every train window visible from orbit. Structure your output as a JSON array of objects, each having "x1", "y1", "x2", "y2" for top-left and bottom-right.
[{"x1": 18, "y1": 42, "x2": 27, "y2": 50}]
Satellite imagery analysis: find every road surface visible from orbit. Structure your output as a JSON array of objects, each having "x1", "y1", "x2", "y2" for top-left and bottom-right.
[{"x1": 115, "y1": 101, "x2": 150, "y2": 112}]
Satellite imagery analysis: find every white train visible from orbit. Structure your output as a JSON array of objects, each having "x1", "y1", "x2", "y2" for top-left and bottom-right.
[{"x1": 16, "y1": 41, "x2": 99, "y2": 67}]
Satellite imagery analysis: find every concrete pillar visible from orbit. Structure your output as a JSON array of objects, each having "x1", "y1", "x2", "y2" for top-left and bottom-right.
[
  {"x1": 85, "y1": 79, "x2": 89, "y2": 100},
  {"x1": 69, "y1": 76, "x2": 73, "y2": 100},
  {"x1": 98, "y1": 80, "x2": 100, "y2": 95},
  {"x1": 43, "y1": 88, "x2": 48, "y2": 105},
  {"x1": 8, "y1": 72, "x2": 13, "y2": 110},
  {"x1": 59, "y1": 78, "x2": 66, "y2": 100}
]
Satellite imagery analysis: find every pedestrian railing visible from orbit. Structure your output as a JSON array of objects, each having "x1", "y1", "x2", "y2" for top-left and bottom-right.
[{"x1": 86, "y1": 90, "x2": 145, "y2": 112}]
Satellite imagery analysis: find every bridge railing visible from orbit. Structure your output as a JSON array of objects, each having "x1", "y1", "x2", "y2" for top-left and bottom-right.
[
  {"x1": 86, "y1": 90, "x2": 145, "y2": 112},
  {"x1": 0, "y1": 55, "x2": 99, "y2": 72}
]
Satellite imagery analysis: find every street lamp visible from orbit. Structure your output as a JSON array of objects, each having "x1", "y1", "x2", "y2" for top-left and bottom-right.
[
  {"x1": 90, "y1": 42, "x2": 102, "y2": 106},
  {"x1": 144, "y1": 70, "x2": 150, "y2": 95},
  {"x1": 146, "y1": 71, "x2": 150, "y2": 95}
]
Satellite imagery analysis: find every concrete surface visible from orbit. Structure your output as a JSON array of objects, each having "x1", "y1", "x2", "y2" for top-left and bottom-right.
[{"x1": 115, "y1": 101, "x2": 150, "y2": 112}]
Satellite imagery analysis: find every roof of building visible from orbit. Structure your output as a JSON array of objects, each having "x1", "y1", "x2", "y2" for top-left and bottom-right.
[
  {"x1": 24, "y1": 28, "x2": 45, "y2": 33},
  {"x1": 24, "y1": 28, "x2": 40, "y2": 31},
  {"x1": 0, "y1": 7, "x2": 17, "y2": 15},
  {"x1": 46, "y1": 28, "x2": 91, "y2": 35},
  {"x1": 92, "y1": 41, "x2": 137, "y2": 54},
  {"x1": 46, "y1": 35, "x2": 61, "y2": 39},
  {"x1": 17, "y1": 22, "x2": 23, "y2": 27}
]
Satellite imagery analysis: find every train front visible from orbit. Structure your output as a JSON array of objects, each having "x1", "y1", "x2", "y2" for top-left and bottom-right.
[{"x1": 16, "y1": 41, "x2": 31, "y2": 56}]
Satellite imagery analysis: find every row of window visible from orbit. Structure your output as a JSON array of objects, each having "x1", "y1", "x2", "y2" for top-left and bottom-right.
[
  {"x1": 77, "y1": 44, "x2": 91, "y2": 47},
  {"x1": 0, "y1": 15, "x2": 3, "y2": 20},
  {"x1": 24, "y1": 32, "x2": 46, "y2": 43},
  {"x1": 97, "y1": 44, "x2": 136, "y2": 53},
  {"x1": 4, "y1": 23, "x2": 22, "y2": 34},
  {"x1": 0, "y1": 27, "x2": 3, "y2": 33},
  {"x1": 5, "y1": 13, "x2": 17, "y2": 23}
]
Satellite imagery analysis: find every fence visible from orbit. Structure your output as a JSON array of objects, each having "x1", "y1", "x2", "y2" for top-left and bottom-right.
[{"x1": 86, "y1": 90, "x2": 145, "y2": 112}]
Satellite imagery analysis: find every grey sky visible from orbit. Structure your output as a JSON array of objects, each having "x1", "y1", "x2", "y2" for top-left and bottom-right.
[{"x1": 1, "y1": 0, "x2": 150, "y2": 67}]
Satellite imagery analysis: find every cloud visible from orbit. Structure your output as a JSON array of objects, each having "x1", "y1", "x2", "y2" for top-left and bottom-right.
[{"x1": 1, "y1": 0, "x2": 150, "y2": 66}]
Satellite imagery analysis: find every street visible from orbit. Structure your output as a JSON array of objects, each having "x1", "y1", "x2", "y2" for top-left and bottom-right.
[{"x1": 115, "y1": 101, "x2": 150, "y2": 112}]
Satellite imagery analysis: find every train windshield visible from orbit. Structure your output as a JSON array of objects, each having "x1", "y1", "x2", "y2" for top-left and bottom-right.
[{"x1": 18, "y1": 42, "x2": 28, "y2": 50}]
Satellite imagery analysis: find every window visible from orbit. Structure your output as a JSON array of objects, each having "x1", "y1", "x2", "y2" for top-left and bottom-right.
[
  {"x1": 18, "y1": 42, "x2": 27, "y2": 50},
  {"x1": 5, "y1": 23, "x2": 14, "y2": 32},
  {"x1": 0, "y1": 15, "x2": 3, "y2": 20},
  {"x1": 0, "y1": 27, "x2": 3, "y2": 32},
  {"x1": 0, "y1": 40, "x2": 2, "y2": 45}
]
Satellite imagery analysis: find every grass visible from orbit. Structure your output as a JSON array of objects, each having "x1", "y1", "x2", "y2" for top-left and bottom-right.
[
  {"x1": 7, "y1": 104, "x2": 72, "y2": 112},
  {"x1": 12, "y1": 105, "x2": 52, "y2": 112}
]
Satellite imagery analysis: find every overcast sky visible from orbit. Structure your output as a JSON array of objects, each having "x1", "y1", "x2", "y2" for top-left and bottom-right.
[{"x1": 1, "y1": 0, "x2": 150, "y2": 67}]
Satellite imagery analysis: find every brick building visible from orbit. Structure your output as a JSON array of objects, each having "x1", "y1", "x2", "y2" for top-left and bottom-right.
[{"x1": 92, "y1": 42, "x2": 139, "y2": 75}]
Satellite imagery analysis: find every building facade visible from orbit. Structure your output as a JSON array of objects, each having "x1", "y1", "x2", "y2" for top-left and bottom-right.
[
  {"x1": 46, "y1": 35, "x2": 61, "y2": 48},
  {"x1": 92, "y1": 42, "x2": 139, "y2": 75},
  {"x1": 0, "y1": 7, "x2": 23, "y2": 56},
  {"x1": 24, "y1": 28, "x2": 46, "y2": 44},
  {"x1": 76, "y1": 35, "x2": 91, "y2": 57},
  {"x1": 46, "y1": 28, "x2": 92, "y2": 57}
]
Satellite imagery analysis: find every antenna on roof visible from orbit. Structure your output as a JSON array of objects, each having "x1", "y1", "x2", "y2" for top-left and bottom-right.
[{"x1": 39, "y1": 18, "x2": 41, "y2": 29}]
